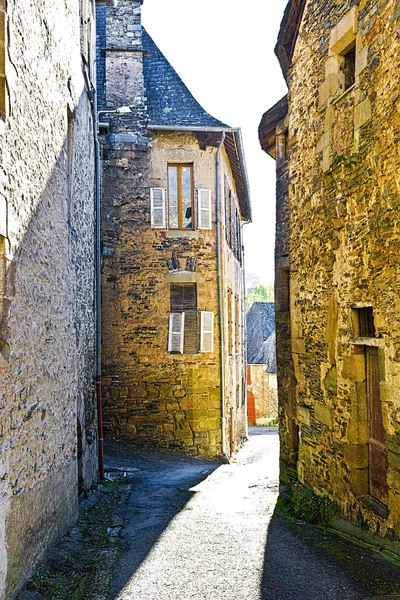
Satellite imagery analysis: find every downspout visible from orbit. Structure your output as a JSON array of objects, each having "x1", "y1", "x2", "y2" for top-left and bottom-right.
[
  {"x1": 92, "y1": 0, "x2": 104, "y2": 480},
  {"x1": 216, "y1": 132, "x2": 226, "y2": 457}
]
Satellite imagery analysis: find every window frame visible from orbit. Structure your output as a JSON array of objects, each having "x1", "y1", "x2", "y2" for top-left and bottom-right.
[{"x1": 167, "y1": 163, "x2": 194, "y2": 231}]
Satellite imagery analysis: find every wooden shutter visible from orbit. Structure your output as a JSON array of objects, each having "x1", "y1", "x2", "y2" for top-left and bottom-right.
[
  {"x1": 150, "y1": 188, "x2": 166, "y2": 228},
  {"x1": 170, "y1": 284, "x2": 197, "y2": 311},
  {"x1": 168, "y1": 313, "x2": 185, "y2": 353},
  {"x1": 197, "y1": 189, "x2": 212, "y2": 230},
  {"x1": 200, "y1": 311, "x2": 214, "y2": 353}
]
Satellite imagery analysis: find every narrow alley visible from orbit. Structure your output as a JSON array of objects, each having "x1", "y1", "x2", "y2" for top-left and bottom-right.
[{"x1": 19, "y1": 429, "x2": 400, "y2": 600}]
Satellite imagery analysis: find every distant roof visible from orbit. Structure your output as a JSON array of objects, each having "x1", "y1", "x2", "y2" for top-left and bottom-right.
[
  {"x1": 254, "y1": 331, "x2": 277, "y2": 374},
  {"x1": 142, "y1": 28, "x2": 229, "y2": 129},
  {"x1": 246, "y1": 302, "x2": 275, "y2": 365}
]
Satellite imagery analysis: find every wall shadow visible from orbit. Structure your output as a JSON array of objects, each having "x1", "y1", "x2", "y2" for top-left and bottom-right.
[{"x1": 2, "y1": 88, "x2": 97, "y2": 598}]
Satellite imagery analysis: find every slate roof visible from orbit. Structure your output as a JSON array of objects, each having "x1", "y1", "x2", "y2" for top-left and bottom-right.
[
  {"x1": 142, "y1": 28, "x2": 229, "y2": 129},
  {"x1": 246, "y1": 302, "x2": 276, "y2": 368}
]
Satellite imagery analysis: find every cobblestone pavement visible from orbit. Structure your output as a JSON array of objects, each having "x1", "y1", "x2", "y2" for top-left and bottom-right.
[{"x1": 19, "y1": 428, "x2": 400, "y2": 599}]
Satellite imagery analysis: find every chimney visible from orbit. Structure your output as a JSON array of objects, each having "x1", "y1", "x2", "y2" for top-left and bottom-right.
[{"x1": 105, "y1": 0, "x2": 146, "y2": 132}]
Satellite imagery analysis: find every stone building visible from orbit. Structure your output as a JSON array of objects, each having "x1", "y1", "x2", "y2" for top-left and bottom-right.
[
  {"x1": 97, "y1": 0, "x2": 251, "y2": 459},
  {"x1": 260, "y1": 0, "x2": 400, "y2": 540},
  {"x1": 246, "y1": 302, "x2": 277, "y2": 425},
  {"x1": 0, "y1": 0, "x2": 98, "y2": 597}
]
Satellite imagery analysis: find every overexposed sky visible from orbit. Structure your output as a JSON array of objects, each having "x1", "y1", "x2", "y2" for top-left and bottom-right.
[{"x1": 142, "y1": 0, "x2": 289, "y2": 285}]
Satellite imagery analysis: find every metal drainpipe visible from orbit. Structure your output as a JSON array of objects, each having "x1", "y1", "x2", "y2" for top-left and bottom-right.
[
  {"x1": 92, "y1": 0, "x2": 104, "y2": 480},
  {"x1": 216, "y1": 131, "x2": 226, "y2": 457},
  {"x1": 241, "y1": 227, "x2": 249, "y2": 439}
]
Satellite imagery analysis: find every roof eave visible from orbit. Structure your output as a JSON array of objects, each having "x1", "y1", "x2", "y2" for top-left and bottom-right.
[
  {"x1": 275, "y1": 0, "x2": 307, "y2": 79},
  {"x1": 259, "y1": 96, "x2": 288, "y2": 158}
]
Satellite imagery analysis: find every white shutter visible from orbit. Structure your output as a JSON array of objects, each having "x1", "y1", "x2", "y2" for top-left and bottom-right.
[
  {"x1": 168, "y1": 313, "x2": 185, "y2": 353},
  {"x1": 150, "y1": 188, "x2": 166, "y2": 228},
  {"x1": 197, "y1": 189, "x2": 212, "y2": 230},
  {"x1": 200, "y1": 311, "x2": 214, "y2": 352}
]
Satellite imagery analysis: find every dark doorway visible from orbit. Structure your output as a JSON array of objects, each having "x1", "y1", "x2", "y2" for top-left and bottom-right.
[{"x1": 366, "y1": 346, "x2": 388, "y2": 506}]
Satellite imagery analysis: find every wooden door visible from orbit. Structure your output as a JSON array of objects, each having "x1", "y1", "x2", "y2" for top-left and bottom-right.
[
  {"x1": 247, "y1": 391, "x2": 256, "y2": 426},
  {"x1": 366, "y1": 347, "x2": 388, "y2": 505}
]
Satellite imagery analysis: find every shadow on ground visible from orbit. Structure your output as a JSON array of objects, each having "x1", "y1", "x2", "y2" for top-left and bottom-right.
[
  {"x1": 18, "y1": 439, "x2": 220, "y2": 600},
  {"x1": 104, "y1": 440, "x2": 220, "y2": 598},
  {"x1": 261, "y1": 507, "x2": 400, "y2": 600}
]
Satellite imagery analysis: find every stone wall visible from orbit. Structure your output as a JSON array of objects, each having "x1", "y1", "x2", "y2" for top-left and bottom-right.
[
  {"x1": 248, "y1": 366, "x2": 278, "y2": 425},
  {"x1": 281, "y1": 0, "x2": 400, "y2": 538},
  {"x1": 0, "y1": 1, "x2": 97, "y2": 597},
  {"x1": 101, "y1": 131, "x2": 246, "y2": 458}
]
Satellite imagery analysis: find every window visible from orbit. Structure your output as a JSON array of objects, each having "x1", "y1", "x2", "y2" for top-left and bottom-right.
[
  {"x1": 342, "y1": 44, "x2": 356, "y2": 90},
  {"x1": 167, "y1": 164, "x2": 193, "y2": 230},
  {"x1": 353, "y1": 306, "x2": 375, "y2": 338},
  {"x1": 168, "y1": 284, "x2": 214, "y2": 354},
  {"x1": 227, "y1": 288, "x2": 233, "y2": 356},
  {"x1": 235, "y1": 294, "x2": 240, "y2": 354},
  {"x1": 0, "y1": 0, "x2": 6, "y2": 119},
  {"x1": 169, "y1": 283, "x2": 198, "y2": 354}
]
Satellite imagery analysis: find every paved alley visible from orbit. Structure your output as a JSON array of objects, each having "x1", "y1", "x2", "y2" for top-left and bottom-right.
[{"x1": 104, "y1": 429, "x2": 400, "y2": 600}]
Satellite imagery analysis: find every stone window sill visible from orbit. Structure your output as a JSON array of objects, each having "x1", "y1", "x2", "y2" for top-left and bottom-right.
[
  {"x1": 360, "y1": 495, "x2": 389, "y2": 519},
  {"x1": 166, "y1": 230, "x2": 201, "y2": 240},
  {"x1": 351, "y1": 337, "x2": 385, "y2": 348},
  {"x1": 331, "y1": 84, "x2": 355, "y2": 106}
]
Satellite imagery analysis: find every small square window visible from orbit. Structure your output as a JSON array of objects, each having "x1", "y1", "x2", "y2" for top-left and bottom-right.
[
  {"x1": 353, "y1": 306, "x2": 375, "y2": 338},
  {"x1": 342, "y1": 44, "x2": 356, "y2": 90}
]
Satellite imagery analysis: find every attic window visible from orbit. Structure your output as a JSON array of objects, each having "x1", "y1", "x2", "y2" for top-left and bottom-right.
[{"x1": 342, "y1": 44, "x2": 356, "y2": 90}]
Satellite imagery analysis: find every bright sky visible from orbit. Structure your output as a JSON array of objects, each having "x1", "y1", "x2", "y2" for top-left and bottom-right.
[{"x1": 142, "y1": 0, "x2": 289, "y2": 286}]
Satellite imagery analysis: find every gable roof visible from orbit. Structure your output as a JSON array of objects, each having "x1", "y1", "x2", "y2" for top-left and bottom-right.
[
  {"x1": 246, "y1": 302, "x2": 275, "y2": 364},
  {"x1": 275, "y1": 0, "x2": 307, "y2": 78},
  {"x1": 142, "y1": 28, "x2": 228, "y2": 129}
]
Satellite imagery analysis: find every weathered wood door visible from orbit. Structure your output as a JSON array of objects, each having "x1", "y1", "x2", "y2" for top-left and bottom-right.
[
  {"x1": 247, "y1": 391, "x2": 256, "y2": 426},
  {"x1": 366, "y1": 347, "x2": 388, "y2": 505}
]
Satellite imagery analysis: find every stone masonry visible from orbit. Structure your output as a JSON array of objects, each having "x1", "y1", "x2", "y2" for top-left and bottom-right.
[
  {"x1": 0, "y1": 1, "x2": 97, "y2": 597},
  {"x1": 261, "y1": 0, "x2": 400, "y2": 541},
  {"x1": 98, "y1": 0, "x2": 250, "y2": 458}
]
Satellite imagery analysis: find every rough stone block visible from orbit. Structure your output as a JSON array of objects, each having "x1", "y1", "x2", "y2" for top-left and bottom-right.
[
  {"x1": 349, "y1": 467, "x2": 369, "y2": 497},
  {"x1": 314, "y1": 403, "x2": 333, "y2": 427},
  {"x1": 342, "y1": 355, "x2": 366, "y2": 382},
  {"x1": 344, "y1": 443, "x2": 368, "y2": 468},
  {"x1": 354, "y1": 97, "x2": 371, "y2": 129},
  {"x1": 297, "y1": 405, "x2": 310, "y2": 426},
  {"x1": 355, "y1": 45, "x2": 368, "y2": 76},
  {"x1": 330, "y1": 7, "x2": 357, "y2": 54},
  {"x1": 292, "y1": 338, "x2": 305, "y2": 354}
]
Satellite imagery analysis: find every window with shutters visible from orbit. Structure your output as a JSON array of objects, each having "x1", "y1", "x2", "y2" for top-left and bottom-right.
[
  {"x1": 0, "y1": 0, "x2": 6, "y2": 120},
  {"x1": 168, "y1": 164, "x2": 194, "y2": 230},
  {"x1": 169, "y1": 283, "x2": 198, "y2": 353}
]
